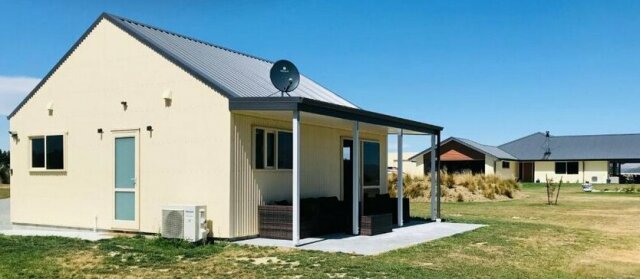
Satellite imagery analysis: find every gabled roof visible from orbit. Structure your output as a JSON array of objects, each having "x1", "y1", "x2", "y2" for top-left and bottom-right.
[
  {"x1": 8, "y1": 13, "x2": 443, "y2": 134},
  {"x1": 499, "y1": 132, "x2": 640, "y2": 161},
  {"x1": 8, "y1": 13, "x2": 357, "y2": 119},
  {"x1": 408, "y1": 137, "x2": 517, "y2": 161}
]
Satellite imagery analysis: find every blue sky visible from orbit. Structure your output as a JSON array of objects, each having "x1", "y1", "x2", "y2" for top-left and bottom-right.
[{"x1": 1, "y1": 1, "x2": 640, "y2": 152}]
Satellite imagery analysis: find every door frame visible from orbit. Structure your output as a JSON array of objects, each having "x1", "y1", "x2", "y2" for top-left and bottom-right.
[
  {"x1": 340, "y1": 137, "x2": 353, "y2": 202},
  {"x1": 339, "y1": 137, "x2": 382, "y2": 201},
  {"x1": 111, "y1": 129, "x2": 141, "y2": 231},
  {"x1": 519, "y1": 161, "x2": 535, "y2": 183}
]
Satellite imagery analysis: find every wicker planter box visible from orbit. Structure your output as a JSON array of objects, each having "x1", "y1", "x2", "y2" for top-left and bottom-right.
[
  {"x1": 258, "y1": 205, "x2": 292, "y2": 240},
  {"x1": 363, "y1": 196, "x2": 410, "y2": 225},
  {"x1": 360, "y1": 213, "x2": 392, "y2": 236},
  {"x1": 258, "y1": 197, "x2": 348, "y2": 240}
]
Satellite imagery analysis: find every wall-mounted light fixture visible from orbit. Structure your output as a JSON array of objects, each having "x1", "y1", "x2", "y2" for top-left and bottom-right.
[
  {"x1": 97, "y1": 128, "x2": 103, "y2": 134},
  {"x1": 146, "y1": 126, "x2": 153, "y2": 132},
  {"x1": 162, "y1": 89, "x2": 172, "y2": 107},
  {"x1": 121, "y1": 101, "x2": 128, "y2": 111},
  {"x1": 46, "y1": 101, "x2": 54, "y2": 116},
  {"x1": 8, "y1": 131, "x2": 18, "y2": 138}
]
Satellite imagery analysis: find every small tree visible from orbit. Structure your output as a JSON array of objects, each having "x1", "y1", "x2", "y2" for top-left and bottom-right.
[{"x1": 545, "y1": 175, "x2": 563, "y2": 205}]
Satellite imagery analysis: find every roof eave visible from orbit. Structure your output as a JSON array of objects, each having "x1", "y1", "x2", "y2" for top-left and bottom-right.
[{"x1": 229, "y1": 97, "x2": 443, "y2": 134}]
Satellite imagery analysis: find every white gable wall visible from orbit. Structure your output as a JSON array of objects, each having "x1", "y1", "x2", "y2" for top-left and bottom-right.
[{"x1": 9, "y1": 19, "x2": 233, "y2": 237}]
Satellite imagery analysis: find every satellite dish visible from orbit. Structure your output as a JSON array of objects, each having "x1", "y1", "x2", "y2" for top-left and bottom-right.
[{"x1": 270, "y1": 60, "x2": 300, "y2": 95}]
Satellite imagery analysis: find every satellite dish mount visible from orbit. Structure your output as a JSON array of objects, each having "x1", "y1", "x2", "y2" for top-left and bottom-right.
[{"x1": 270, "y1": 60, "x2": 300, "y2": 97}]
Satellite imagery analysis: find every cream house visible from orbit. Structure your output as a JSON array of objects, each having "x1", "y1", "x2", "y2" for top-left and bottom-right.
[
  {"x1": 409, "y1": 133, "x2": 640, "y2": 184},
  {"x1": 387, "y1": 152, "x2": 423, "y2": 176},
  {"x1": 408, "y1": 137, "x2": 519, "y2": 179},
  {"x1": 7, "y1": 13, "x2": 442, "y2": 243}
]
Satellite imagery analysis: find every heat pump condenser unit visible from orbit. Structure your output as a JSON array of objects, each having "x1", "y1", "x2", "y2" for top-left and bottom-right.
[{"x1": 162, "y1": 205, "x2": 207, "y2": 242}]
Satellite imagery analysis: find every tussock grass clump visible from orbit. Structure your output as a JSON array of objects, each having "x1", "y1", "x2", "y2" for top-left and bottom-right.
[{"x1": 388, "y1": 170, "x2": 520, "y2": 202}]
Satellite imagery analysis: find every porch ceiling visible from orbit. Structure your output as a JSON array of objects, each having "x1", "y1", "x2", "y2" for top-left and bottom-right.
[
  {"x1": 229, "y1": 97, "x2": 442, "y2": 135},
  {"x1": 233, "y1": 110, "x2": 390, "y2": 135}
]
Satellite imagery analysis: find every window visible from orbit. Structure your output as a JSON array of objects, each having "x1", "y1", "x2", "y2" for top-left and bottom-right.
[
  {"x1": 277, "y1": 131, "x2": 293, "y2": 169},
  {"x1": 567, "y1": 162, "x2": 579, "y2": 174},
  {"x1": 363, "y1": 141, "x2": 380, "y2": 186},
  {"x1": 255, "y1": 129, "x2": 264, "y2": 169},
  {"x1": 555, "y1": 161, "x2": 578, "y2": 175},
  {"x1": 31, "y1": 135, "x2": 64, "y2": 170},
  {"x1": 502, "y1": 161, "x2": 510, "y2": 169},
  {"x1": 266, "y1": 132, "x2": 275, "y2": 168},
  {"x1": 254, "y1": 128, "x2": 292, "y2": 170},
  {"x1": 31, "y1": 138, "x2": 45, "y2": 168}
]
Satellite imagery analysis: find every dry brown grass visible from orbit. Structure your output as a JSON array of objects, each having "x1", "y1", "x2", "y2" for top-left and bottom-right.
[{"x1": 388, "y1": 171, "x2": 521, "y2": 202}]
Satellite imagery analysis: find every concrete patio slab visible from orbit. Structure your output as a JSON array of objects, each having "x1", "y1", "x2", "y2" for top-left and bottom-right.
[
  {"x1": 235, "y1": 221, "x2": 485, "y2": 255},
  {"x1": 0, "y1": 199, "x2": 10, "y2": 231}
]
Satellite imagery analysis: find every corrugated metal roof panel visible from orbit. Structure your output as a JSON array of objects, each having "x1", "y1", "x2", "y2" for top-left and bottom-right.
[{"x1": 110, "y1": 15, "x2": 357, "y2": 108}]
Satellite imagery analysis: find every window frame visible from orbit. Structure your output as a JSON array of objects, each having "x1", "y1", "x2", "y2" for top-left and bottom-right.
[
  {"x1": 253, "y1": 127, "x2": 293, "y2": 171},
  {"x1": 554, "y1": 161, "x2": 579, "y2": 175},
  {"x1": 29, "y1": 134, "x2": 67, "y2": 172},
  {"x1": 502, "y1": 161, "x2": 510, "y2": 169},
  {"x1": 361, "y1": 140, "x2": 381, "y2": 187},
  {"x1": 566, "y1": 161, "x2": 579, "y2": 174}
]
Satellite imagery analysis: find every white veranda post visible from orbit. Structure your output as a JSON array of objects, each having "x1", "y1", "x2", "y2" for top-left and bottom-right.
[
  {"x1": 292, "y1": 110, "x2": 301, "y2": 246},
  {"x1": 430, "y1": 134, "x2": 438, "y2": 221},
  {"x1": 397, "y1": 130, "x2": 404, "y2": 226},
  {"x1": 352, "y1": 121, "x2": 360, "y2": 235}
]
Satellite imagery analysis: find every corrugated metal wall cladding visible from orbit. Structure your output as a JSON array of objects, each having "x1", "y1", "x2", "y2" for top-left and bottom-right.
[{"x1": 118, "y1": 19, "x2": 357, "y2": 108}]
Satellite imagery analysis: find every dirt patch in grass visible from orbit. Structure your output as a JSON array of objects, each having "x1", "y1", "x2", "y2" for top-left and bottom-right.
[
  {"x1": 57, "y1": 249, "x2": 104, "y2": 276},
  {"x1": 562, "y1": 208, "x2": 640, "y2": 234}
]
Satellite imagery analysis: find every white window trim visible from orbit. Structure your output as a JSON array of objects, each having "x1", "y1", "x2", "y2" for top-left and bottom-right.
[
  {"x1": 29, "y1": 134, "x2": 67, "y2": 173},
  {"x1": 340, "y1": 137, "x2": 383, "y2": 190},
  {"x1": 253, "y1": 126, "x2": 293, "y2": 171}
]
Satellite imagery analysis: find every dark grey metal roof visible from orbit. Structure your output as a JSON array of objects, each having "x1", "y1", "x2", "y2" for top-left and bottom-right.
[
  {"x1": 408, "y1": 137, "x2": 517, "y2": 161},
  {"x1": 8, "y1": 13, "x2": 443, "y2": 134},
  {"x1": 8, "y1": 13, "x2": 357, "y2": 118},
  {"x1": 108, "y1": 14, "x2": 357, "y2": 108},
  {"x1": 499, "y1": 132, "x2": 640, "y2": 161}
]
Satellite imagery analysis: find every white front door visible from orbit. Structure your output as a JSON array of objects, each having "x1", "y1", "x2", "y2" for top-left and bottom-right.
[{"x1": 112, "y1": 130, "x2": 140, "y2": 230}]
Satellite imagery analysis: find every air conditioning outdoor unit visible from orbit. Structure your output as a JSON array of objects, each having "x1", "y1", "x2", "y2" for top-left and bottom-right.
[{"x1": 162, "y1": 205, "x2": 207, "y2": 242}]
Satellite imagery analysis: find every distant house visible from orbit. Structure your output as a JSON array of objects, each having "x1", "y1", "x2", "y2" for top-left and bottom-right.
[
  {"x1": 387, "y1": 152, "x2": 423, "y2": 176},
  {"x1": 409, "y1": 132, "x2": 640, "y2": 184},
  {"x1": 7, "y1": 13, "x2": 442, "y2": 243},
  {"x1": 408, "y1": 137, "x2": 518, "y2": 179}
]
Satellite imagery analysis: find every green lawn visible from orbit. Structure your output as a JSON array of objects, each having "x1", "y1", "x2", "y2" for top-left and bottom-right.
[{"x1": 0, "y1": 184, "x2": 638, "y2": 278}]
